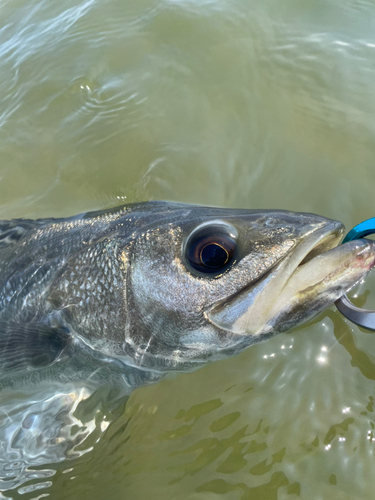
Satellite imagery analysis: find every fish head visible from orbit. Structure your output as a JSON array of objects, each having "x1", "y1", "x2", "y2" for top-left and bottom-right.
[{"x1": 122, "y1": 204, "x2": 375, "y2": 371}]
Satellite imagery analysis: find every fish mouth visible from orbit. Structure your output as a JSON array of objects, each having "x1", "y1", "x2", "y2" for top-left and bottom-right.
[{"x1": 207, "y1": 221, "x2": 375, "y2": 336}]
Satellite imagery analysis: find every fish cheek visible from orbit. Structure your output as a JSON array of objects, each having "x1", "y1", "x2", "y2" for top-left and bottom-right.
[{"x1": 124, "y1": 262, "x2": 202, "y2": 353}]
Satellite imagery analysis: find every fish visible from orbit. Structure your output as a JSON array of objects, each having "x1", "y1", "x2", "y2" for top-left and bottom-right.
[{"x1": 0, "y1": 201, "x2": 374, "y2": 389}]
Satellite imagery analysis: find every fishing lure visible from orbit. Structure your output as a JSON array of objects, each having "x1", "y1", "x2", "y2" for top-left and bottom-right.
[{"x1": 336, "y1": 217, "x2": 375, "y2": 330}]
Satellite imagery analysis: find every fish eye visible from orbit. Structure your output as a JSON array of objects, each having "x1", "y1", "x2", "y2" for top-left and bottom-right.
[{"x1": 185, "y1": 222, "x2": 237, "y2": 274}]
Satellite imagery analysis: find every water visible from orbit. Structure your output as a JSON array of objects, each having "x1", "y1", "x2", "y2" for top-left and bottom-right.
[{"x1": 1, "y1": 0, "x2": 375, "y2": 498}]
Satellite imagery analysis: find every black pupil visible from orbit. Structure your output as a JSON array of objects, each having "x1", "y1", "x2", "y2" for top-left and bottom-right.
[
  {"x1": 201, "y1": 244, "x2": 228, "y2": 269},
  {"x1": 186, "y1": 229, "x2": 236, "y2": 274}
]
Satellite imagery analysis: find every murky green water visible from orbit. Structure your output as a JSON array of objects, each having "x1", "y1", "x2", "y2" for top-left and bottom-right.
[{"x1": 1, "y1": 0, "x2": 375, "y2": 498}]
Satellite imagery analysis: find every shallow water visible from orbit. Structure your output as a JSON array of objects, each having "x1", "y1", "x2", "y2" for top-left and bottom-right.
[{"x1": 1, "y1": 0, "x2": 375, "y2": 498}]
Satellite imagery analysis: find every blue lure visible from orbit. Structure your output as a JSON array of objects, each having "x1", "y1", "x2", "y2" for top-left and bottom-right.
[{"x1": 335, "y1": 218, "x2": 375, "y2": 330}]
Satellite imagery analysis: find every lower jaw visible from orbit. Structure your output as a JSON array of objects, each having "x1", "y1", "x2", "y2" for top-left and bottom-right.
[
  {"x1": 208, "y1": 238, "x2": 375, "y2": 337},
  {"x1": 260, "y1": 239, "x2": 375, "y2": 335}
]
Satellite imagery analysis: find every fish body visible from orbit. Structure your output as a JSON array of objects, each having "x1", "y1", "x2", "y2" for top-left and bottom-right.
[
  {"x1": 0, "y1": 201, "x2": 374, "y2": 388},
  {"x1": 1, "y1": 201, "x2": 375, "y2": 493}
]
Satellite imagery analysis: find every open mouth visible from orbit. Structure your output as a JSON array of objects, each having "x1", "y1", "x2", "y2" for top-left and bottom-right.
[
  {"x1": 298, "y1": 226, "x2": 343, "y2": 266},
  {"x1": 207, "y1": 221, "x2": 375, "y2": 336}
]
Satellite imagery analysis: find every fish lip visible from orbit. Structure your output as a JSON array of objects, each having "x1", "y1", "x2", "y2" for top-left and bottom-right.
[
  {"x1": 256, "y1": 219, "x2": 344, "y2": 287},
  {"x1": 206, "y1": 219, "x2": 373, "y2": 335},
  {"x1": 295, "y1": 221, "x2": 344, "y2": 265},
  {"x1": 263, "y1": 237, "x2": 375, "y2": 334},
  {"x1": 213, "y1": 220, "x2": 344, "y2": 305},
  {"x1": 286, "y1": 220, "x2": 345, "y2": 274}
]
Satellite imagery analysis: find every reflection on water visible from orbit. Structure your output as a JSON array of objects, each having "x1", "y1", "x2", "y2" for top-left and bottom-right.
[
  {"x1": 0, "y1": 384, "x2": 128, "y2": 497},
  {"x1": 1, "y1": 0, "x2": 375, "y2": 497}
]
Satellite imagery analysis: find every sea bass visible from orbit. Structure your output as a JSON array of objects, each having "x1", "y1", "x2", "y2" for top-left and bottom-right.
[{"x1": 0, "y1": 201, "x2": 374, "y2": 388}]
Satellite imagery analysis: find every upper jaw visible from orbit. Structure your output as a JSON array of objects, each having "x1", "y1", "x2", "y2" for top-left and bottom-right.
[{"x1": 207, "y1": 221, "x2": 375, "y2": 336}]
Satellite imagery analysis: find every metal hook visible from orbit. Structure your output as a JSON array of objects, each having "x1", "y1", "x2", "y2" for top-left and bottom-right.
[{"x1": 335, "y1": 217, "x2": 375, "y2": 330}]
